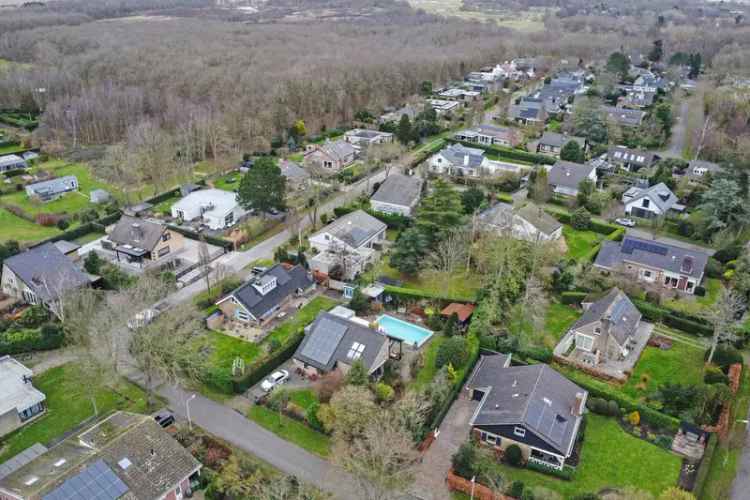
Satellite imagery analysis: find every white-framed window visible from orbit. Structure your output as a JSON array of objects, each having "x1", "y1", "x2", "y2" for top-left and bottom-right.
[
  {"x1": 225, "y1": 212, "x2": 234, "y2": 226},
  {"x1": 513, "y1": 426, "x2": 526, "y2": 438},
  {"x1": 576, "y1": 333, "x2": 594, "y2": 352},
  {"x1": 644, "y1": 270, "x2": 651, "y2": 278}
]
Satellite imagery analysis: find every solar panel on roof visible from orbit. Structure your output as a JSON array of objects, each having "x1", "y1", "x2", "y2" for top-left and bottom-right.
[
  {"x1": 42, "y1": 459, "x2": 128, "y2": 500},
  {"x1": 299, "y1": 317, "x2": 347, "y2": 366},
  {"x1": 621, "y1": 238, "x2": 668, "y2": 256}
]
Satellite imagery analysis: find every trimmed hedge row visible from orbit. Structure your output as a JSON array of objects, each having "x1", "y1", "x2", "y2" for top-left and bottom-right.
[
  {"x1": 383, "y1": 284, "x2": 476, "y2": 303},
  {"x1": 497, "y1": 193, "x2": 513, "y2": 204},
  {"x1": 559, "y1": 366, "x2": 680, "y2": 432},
  {"x1": 167, "y1": 224, "x2": 233, "y2": 250},
  {"x1": 692, "y1": 433, "x2": 717, "y2": 497},
  {"x1": 0, "y1": 326, "x2": 64, "y2": 355},
  {"x1": 561, "y1": 291, "x2": 588, "y2": 305},
  {"x1": 526, "y1": 460, "x2": 575, "y2": 480},
  {"x1": 545, "y1": 206, "x2": 621, "y2": 236},
  {"x1": 631, "y1": 298, "x2": 713, "y2": 336},
  {"x1": 447, "y1": 138, "x2": 557, "y2": 165},
  {"x1": 32, "y1": 212, "x2": 121, "y2": 248},
  {"x1": 231, "y1": 330, "x2": 305, "y2": 393},
  {"x1": 333, "y1": 205, "x2": 412, "y2": 230}
]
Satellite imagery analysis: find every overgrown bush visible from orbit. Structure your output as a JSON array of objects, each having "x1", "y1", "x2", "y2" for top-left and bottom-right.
[
  {"x1": 505, "y1": 444, "x2": 523, "y2": 466},
  {"x1": 705, "y1": 258, "x2": 724, "y2": 279},
  {"x1": 435, "y1": 336, "x2": 469, "y2": 369},
  {"x1": 707, "y1": 345, "x2": 743, "y2": 370},
  {"x1": 704, "y1": 365, "x2": 730, "y2": 385},
  {"x1": 374, "y1": 382, "x2": 395, "y2": 402},
  {"x1": 508, "y1": 481, "x2": 525, "y2": 498},
  {"x1": 451, "y1": 442, "x2": 477, "y2": 479},
  {"x1": 571, "y1": 207, "x2": 591, "y2": 230}
]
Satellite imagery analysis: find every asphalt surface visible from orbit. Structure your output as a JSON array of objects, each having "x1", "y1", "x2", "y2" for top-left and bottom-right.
[{"x1": 661, "y1": 100, "x2": 689, "y2": 159}]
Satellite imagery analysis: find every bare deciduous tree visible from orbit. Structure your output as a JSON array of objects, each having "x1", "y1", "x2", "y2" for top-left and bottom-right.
[{"x1": 703, "y1": 287, "x2": 746, "y2": 365}]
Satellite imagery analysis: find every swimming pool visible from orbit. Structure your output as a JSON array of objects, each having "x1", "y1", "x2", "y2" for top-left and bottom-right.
[{"x1": 376, "y1": 315, "x2": 433, "y2": 348}]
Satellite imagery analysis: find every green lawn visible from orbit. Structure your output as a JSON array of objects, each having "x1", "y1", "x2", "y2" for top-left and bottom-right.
[
  {"x1": 73, "y1": 230, "x2": 106, "y2": 245},
  {"x1": 369, "y1": 259, "x2": 481, "y2": 302},
  {"x1": 289, "y1": 389, "x2": 319, "y2": 411},
  {"x1": 213, "y1": 172, "x2": 241, "y2": 192},
  {"x1": 543, "y1": 302, "x2": 581, "y2": 344},
  {"x1": 0, "y1": 208, "x2": 61, "y2": 243},
  {"x1": 151, "y1": 195, "x2": 180, "y2": 215},
  {"x1": 0, "y1": 143, "x2": 26, "y2": 155},
  {"x1": 622, "y1": 342, "x2": 705, "y2": 401},
  {"x1": 563, "y1": 225, "x2": 604, "y2": 260},
  {"x1": 0, "y1": 364, "x2": 150, "y2": 463},
  {"x1": 247, "y1": 405, "x2": 331, "y2": 457},
  {"x1": 663, "y1": 278, "x2": 722, "y2": 315},
  {"x1": 487, "y1": 415, "x2": 681, "y2": 497},
  {"x1": 2, "y1": 161, "x2": 116, "y2": 216},
  {"x1": 264, "y1": 296, "x2": 338, "y2": 346}
]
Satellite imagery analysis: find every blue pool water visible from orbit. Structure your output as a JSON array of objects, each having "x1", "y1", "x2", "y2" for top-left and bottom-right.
[{"x1": 376, "y1": 315, "x2": 433, "y2": 348}]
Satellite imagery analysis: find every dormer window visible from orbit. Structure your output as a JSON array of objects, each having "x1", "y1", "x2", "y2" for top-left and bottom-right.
[{"x1": 513, "y1": 426, "x2": 526, "y2": 438}]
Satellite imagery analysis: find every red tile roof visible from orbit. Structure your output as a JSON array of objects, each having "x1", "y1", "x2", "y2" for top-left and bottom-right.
[{"x1": 440, "y1": 303, "x2": 476, "y2": 322}]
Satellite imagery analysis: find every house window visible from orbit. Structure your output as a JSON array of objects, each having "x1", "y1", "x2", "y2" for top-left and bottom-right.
[
  {"x1": 324, "y1": 235, "x2": 330, "y2": 240},
  {"x1": 644, "y1": 270, "x2": 651, "y2": 278},
  {"x1": 161, "y1": 232, "x2": 171, "y2": 242},
  {"x1": 236, "y1": 310, "x2": 250, "y2": 322},
  {"x1": 513, "y1": 427, "x2": 526, "y2": 438},
  {"x1": 642, "y1": 198, "x2": 650, "y2": 208},
  {"x1": 576, "y1": 333, "x2": 594, "y2": 352},
  {"x1": 224, "y1": 212, "x2": 234, "y2": 226},
  {"x1": 594, "y1": 327, "x2": 601, "y2": 334}
]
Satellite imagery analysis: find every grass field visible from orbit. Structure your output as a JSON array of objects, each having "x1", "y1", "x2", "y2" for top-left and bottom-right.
[
  {"x1": 563, "y1": 225, "x2": 604, "y2": 260},
  {"x1": 663, "y1": 278, "x2": 722, "y2": 315},
  {"x1": 622, "y1": 342, "x2": 705, "y2": 400},
  {"x1": 0, "y1": 364, "x2": 150, "y2": 463},
  {"x1": 213, "y1": 172, "x2": 241, "y2": 191},
  {"x1": 247, "y1": 405, "x2": 331, "y2": 457},
  {"x1": 543, "y1": 302, "x2": 581, "y2": 344},
  {"x1": 369, "y1": 259, "x2": 482, "y2": 302},
  {"x1": 0, "y1": 143, "x2": 26, "y2": 155},
  {"x1": 0, "y1": 208, "x2": 61, "y2": 242},
  {"x1": 486, "y1": 414, "x2": 681, "y2": 497}
]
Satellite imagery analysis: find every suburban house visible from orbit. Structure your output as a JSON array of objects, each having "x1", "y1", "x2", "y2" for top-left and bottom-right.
[
  {"x1": 104, "y1": 215, "x2": 185, "y2": 266},
  {"x1": 216, "y1": 264, "x2": 314, "y2": 325},
  {"x1": 537, "y1": 132, "x2": 587, "y2": 157},
  {"x1": 0, "y1": 356, "x2": 46, "y2": 438},
  {"x1": 370, "y1": 173, "x2": 423, "y2": 217},
  {"x1": 622, "y1": 182, "x2": 683, "y2": 218},
  {"x1": 293, "y1": 311, "x2": 389, "y2": 378},
  {"x1": 555, "y1": 288, "x2": 645, "y2": 368},
  {"x1": 453, "y1": 124, "x2": 523, "y2": 148},
  {"x1": 303, "y1": 139, "x2": 357, "y2": 173},
  {"x1": 594, "y1": 236, "x2": 709, "y2": 295},
  {"x1": 546, "y1": 160, "x2": 598, "y2": 197},
  {"x1": 620, "y1": 88, "x2": 656, "y2": 109},
  {"x1": 279, "y1": 159, "x2": 311, "y2": 191},
  {"x1": 0, "y1": 154, "x2": 27, "y2": 172},
  {"x1": 1, "y1": 242, "x2": 92, "y2": 316},
  {"x1": 309, "y1": 210, "x2": 387, "y2": 280},
  {"x1": 466, "y1": 352, "x2": 588, "y2": 471},
  {"x1": 171, "y1": 188, "x2": 247, "y2": 230},
  {"x1": 438, "y1": 87, "x2": 481, "y2": 102},
  {"x1": 343, "y1": 129, "x2": 394, "y2": 147},
  {"x1": 606, "y1": 146, "x2": 658, "y2": 172},
  {"x1": 0, "y1": 411, "x2": 201, "y2": 500},
  {"x1": 479, "y1": 202, "x2": 563, "y2": 242},
  {"x1": 379, "y1": 105, "x2": 418, "y2": 124},
  {"x1": 428, "y1": 99, "x2": 461, "y2": 115},
  {"x1": 429, "y1": 144, "x2": 521, "y2": 178},
  {"x1": 509, "y1": 98, "x2": 547, "y2": 125},
  {"x1": 25, "y1": 176, "x2": 78, "y2": 202},
  {"x1": 601, "y1": 106, "x2": 646, "y2": 128}
]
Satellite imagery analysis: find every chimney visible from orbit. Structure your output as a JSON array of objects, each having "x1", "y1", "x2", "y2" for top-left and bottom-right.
[{"x1": 572, "y1": 392, "x2": 586, "y2": 416}]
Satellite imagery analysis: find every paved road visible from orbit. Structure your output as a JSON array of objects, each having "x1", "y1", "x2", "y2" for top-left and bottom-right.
[{"x1": 661, "y1": 100, "x2": 689, "y2": 159}]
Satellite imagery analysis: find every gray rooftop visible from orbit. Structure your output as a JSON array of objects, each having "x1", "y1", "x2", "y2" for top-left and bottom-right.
[
  {"x1": 624, "y1": 182, "x2": 679, "y2": 212},
  {"x1": 52, "y1": 240, "x2": 81, "y2": 256},
  {"x1": 547, "y1": 161, "x2": 596, "y2": 190},
  {"x1": 467, "y1": 355, "x2": 587, "y2": 456},
  {"x1": 539, "y1": 132, "x2": 585, "y2": 149},
  {"x1": 315, "y1": 209, "x2": 387, "y2": 249},
  {"x1": 0, "y1": 154, "x2": 26, "y2": 169},
  {"x1": 371, "y1": 174, "x2": 423, "y2": 208},
  {"x1": 480, "y1": 202, "x2": 561, "y2": 237},
  {"x1": 26, "y1": 176, "x2": 78, "y2": 196},
  {"x1": 318, "y1": 139, "x2": 356, "y2": 162},
  {"x1": 279, "y1": 160, "x2": 310, "y2": 181},
  {"x1": 3, "y1": 243, "x2": 91, "y2": 303},
  {"x1": 607, "y1": 145, "x2": 657, "y2": 168},
  {"x1": 572, "y1": 288, "x2": 641, "y2": 347},
  {"x1": 223, "y1": 264, "x2": 312, "y2": 319},
  {"x1": 439, "y1": 143, "x2": 486, "y2": 169},
  {"x1": 594, "y1": 236, "x2": 709, "y2": 278},
  {"x1": 601, "y1": 106, "x2": 646, "y2": 127},
  {"x1": 0, "y1": 444, "x2": 48, "y2": 481},
  {"x1": 295, "y1": 312, "x2": 387, "y2": 374},
  {"x1": 0, "y1": 356, "x2": 46, "y2": 423},
  {"x1": 108, "y1": 215, "x2": 168, "y2": 253}
]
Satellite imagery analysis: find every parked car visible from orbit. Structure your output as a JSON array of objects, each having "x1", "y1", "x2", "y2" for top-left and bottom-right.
[
  {"x1": 252, "y1": 266, "x2": 268, "y2": 275},
  {"x1": 154, "y1": 410, "x2": 175, "y2": 428},
  {"x1": 260, "y1": 369, "x2": 289, "y2": 392},
  {"x1": 615, "y1": 218, "x2": 636, "y2": 227}
]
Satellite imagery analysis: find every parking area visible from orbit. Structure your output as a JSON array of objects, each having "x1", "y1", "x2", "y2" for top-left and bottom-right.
[{"x1": 245, "y1": 358, "x2": 313, "y2": 402}]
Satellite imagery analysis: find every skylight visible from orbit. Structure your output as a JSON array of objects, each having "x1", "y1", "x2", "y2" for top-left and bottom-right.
[{"x1": 347, "y1": 342, "x2": 365, "y2": 360}]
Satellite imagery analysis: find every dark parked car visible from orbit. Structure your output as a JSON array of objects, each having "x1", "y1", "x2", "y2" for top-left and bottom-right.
[{"x1": 154, "y1": 410, "x2": 175, "y2": 428}]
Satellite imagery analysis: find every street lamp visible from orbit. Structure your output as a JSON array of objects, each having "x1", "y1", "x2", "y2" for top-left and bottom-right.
[{"x1": 186, "y1": 394, "x2": 197, "y2": 430}]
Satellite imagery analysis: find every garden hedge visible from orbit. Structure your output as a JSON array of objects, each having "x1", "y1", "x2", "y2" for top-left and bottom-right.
[
  {"x1": 383, "y1": 284, "x2": 476, "y2": 303},
  {"x1": 447, "y1": 139, "x2": 557, "y2": 165},
  {"x1": 497, "y1": 193, "x2": 513, "y2": 204},
  {"x1": 561, "y1": 291, "x2": 588, "y2": 305},
  {"x1": 231, "y1": 331, "x2": 305, "y2": 393},
  {"x1": 560, "y1": 367, "x2": 680, "y2": 432},
  {"x1": 0, "y1": 325, "x2": 64, "y2": 354},
  {"x1": 692, "y1": 433, "x2": 717, "y2": 498},
  {"x1": 167, "y1": 224, "x2": 233, "y2": 250},
  {"x1": 526, "y1": 460, "x2": 575, "y2": 480},
  {"x1": 630, "y1": 298, "x2": 713, "y2": 336}
]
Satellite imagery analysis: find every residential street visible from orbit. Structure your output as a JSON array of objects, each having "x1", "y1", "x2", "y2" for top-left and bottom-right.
[{"x1": 661, "y1": 99, "x2": 689, "y2": 159}]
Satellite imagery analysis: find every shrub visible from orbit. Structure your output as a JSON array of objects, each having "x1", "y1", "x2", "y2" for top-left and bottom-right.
[
  {"x1": 526, "y1": 461, "x2": 575, "y2": 480},
  {"x1": 306, "y1": 402, "x2": 324, "y2": 431},
  {"x1": 587, "y1": 397, "x2": 608, "y2": 415},
  {"x1": 56, "y1": 219, "x2": 70, "y2": 230},
  {"x1": 571, "y1": 207, "x2": 591, "y2": 230},
  {"x1": 374, "y1": 382, "x2": 395, "y2": 403},
  {"x1": 606, "y1": 400, "x2": 620, "y2": 417},
  {"x1": 316, "y1": 403, "x2": 336, "y2": 433},
  {"x1": 505, "y1": 444, "x2": 523, "y2": 466},
  {"x1": 451, "y1": 442, "x2": 477, "y2": 479},
  {"x1": 694, "y1": 286, "x2": 706, "y2": 297},
  {"x1": 84, "y1": 251, "x2": 102, "y2": 274},
  {"x1": 704, "y1": 365, "x2": 730, "y2": 385},
  {"x1": 705, "y1": 258, "x2": 723, "y2": 279},
  {"x1": 18, "y1": 306, "x2": 49, "y2": 328},
  {"x1": 508, "y1": 481, "x2": 525, "y2": 498},
  {"x1": 627, "y1": 411, "x2": 640, "y2": 426},
  {"x1": 707, "y1": 345, "x2": 743, "y2": 369},
  {"x1": 561, "y1": 292, "x2": 587, "y2": 305},
  {"x1": 435, "y1": 336, "x2": 469, "y2": 369},
  {"x1": 645, "y1": 291, "x2": 661, "y2": 305},
  {"x1": 714, "y1": 243, "x2": 741, "y2": 264}
]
